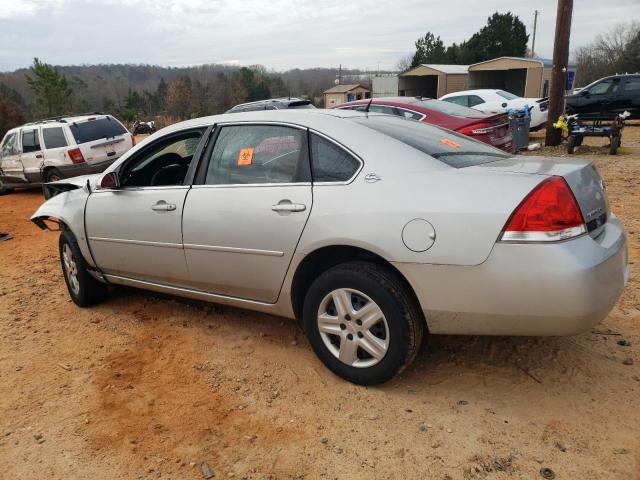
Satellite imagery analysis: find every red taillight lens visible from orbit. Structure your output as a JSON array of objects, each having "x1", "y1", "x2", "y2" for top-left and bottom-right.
[
  {"x1": 500, "y1": 176, "x2": 586, "y2": 242},
  {"x1": 68, "y1": 148, "x2": 85, "y2": 164}
]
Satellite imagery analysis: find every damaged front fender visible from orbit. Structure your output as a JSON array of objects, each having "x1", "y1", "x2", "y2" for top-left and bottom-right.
[{"x1": 31, "y1": 182, "x2": 96, "y2": 268}]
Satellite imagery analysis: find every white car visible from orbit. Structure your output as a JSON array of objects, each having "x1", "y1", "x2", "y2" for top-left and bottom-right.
[
  {"x1": 0, "y1": 113, "x2": 134, "y2": 195},
  {"x1": 440, "y1": 89, "x2": 549, "y2": 129}
]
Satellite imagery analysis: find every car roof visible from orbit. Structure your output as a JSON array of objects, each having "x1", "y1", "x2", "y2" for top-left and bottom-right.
[{"x1": 21, "y1": 113, "x2": 114, "y2": 128}]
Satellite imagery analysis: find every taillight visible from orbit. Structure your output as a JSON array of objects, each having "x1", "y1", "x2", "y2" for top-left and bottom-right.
[
  {"x1": 67, "y1": 148, "x2": 85, "y2": 164},
  {"x1": 500, "y1": 176, "x2": 586, "y2": 242},
  {"x1": 458, "y1": 122, "x2": 504, "y2": 136}
]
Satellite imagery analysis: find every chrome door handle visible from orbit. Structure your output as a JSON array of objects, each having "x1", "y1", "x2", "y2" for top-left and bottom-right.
[
  {"x1": 271, "y1": 201, "x2": 306, "y2": 213},
  {"x1": 151, "y1": 201, "x2": 176, "y2": 212}
]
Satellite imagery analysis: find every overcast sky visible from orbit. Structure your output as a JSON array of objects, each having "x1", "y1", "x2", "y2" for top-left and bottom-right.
[{"x1": 0, "y1": 0, "x2": 638, "y2": 72}]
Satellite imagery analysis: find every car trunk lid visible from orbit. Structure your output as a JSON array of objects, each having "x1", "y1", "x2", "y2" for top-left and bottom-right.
[{"x1": 469, "y1": 156, "x2": 609, "y2": 237}]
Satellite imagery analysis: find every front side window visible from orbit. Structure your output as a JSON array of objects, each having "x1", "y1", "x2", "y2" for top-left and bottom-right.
[
  {"x1": 120, "y1": 130, "x2": 203, "y2": 187},
  {"x1": 205, "y1": 125, "x2": 309, "y2": 185},
  {"x1": 21, "y1": 130, "x2": 41, "y2": 153},
  {"x1": 42, "y1": 127, "x2": 68, "y2": 149},
  {"x1": 309, "y1": 133, "x2": 360, "y2": 182},
  {"x1": 368, "y1": 105, "x2": 396, "y2": 115}
]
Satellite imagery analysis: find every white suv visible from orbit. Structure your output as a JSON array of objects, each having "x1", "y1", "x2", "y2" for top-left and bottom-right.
[{"x1": 0, "y1": 113, "x2": 133, "y2": 195}]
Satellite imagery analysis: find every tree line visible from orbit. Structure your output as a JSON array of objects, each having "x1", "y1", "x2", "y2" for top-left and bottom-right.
[{"x1": 0, "y1": 61, "x2": 374, "y2": 136}]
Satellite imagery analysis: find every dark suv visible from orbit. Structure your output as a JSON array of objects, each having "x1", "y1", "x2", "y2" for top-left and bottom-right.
[
  {"x1": 227, "y1": 98, "x2": 315, "y2": 113},
  {"x1": 566, "y1": 74, "x2": 640, "y2": 118}
]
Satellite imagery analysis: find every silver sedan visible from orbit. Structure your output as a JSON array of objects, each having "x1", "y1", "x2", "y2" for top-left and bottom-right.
[{"x1": 32, "y1": 109, "x2": 629, "y2": 384}]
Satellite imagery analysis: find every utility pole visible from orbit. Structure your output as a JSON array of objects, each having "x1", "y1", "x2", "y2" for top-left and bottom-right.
[
  {"x1": 531, "y1": 10, "x2": 539, "y2": 57},
  {"x1": 545, "y1": 0, "x2": 573, "y2": 146}
]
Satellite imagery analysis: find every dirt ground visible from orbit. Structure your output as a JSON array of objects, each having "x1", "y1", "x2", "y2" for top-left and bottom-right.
[{"x1": 1, "y1": 126, "x2": 639, "y2": 480}]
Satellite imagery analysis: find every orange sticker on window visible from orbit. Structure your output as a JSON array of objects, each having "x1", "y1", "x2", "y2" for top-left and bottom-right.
[
  {"x1": 440, "y1": 138, "x2": 461, "y2": 148},
  {"x1": 238, "y1": 147, "x2": 254, "y2": 166}
]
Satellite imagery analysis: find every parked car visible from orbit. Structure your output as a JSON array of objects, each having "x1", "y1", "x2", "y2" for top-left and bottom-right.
[
  {"x1": 440, "y1": 89, "x2": 549, "y2": 129},
  {"x1": 565, "y1": 74, "x2": 640, "y2": 118},
  {"x1": 335, "y1": 97, "x2": 513, "y2": 152},
  {"x1": 227, "y1": 98, "x2": 315, "y2": 113},
  {"x1": 0, "y1": 113, "x2": 133, "y2": 195},
  {"x1": 133, "y1": 120, "x2": 156, "y2": 135},
  {"x1": 32, "y1": 109, "x2": 628, "y2": 385}
]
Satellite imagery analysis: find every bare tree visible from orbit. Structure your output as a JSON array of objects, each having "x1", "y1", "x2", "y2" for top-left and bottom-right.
[{"x1": 395, "y1": 55, "x2": 412, "y2": 73}]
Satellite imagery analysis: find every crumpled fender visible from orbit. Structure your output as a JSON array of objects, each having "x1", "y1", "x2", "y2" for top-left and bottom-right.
[{"x1": 31, "y1": 184, "x2": 96, "y2": 268}]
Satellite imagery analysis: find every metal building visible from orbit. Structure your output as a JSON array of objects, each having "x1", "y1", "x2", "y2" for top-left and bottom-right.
[
  {"x1": 468, "y1": 57, "x2": 577, "y2": 98},
  {"x1": 398, "y1": 64, "x2": 469, "y2": 98}
]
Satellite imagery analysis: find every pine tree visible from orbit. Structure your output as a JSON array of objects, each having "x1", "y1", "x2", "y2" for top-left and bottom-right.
[{"x1": 25, "y1": 58, "x2": 72, "y2": 117}]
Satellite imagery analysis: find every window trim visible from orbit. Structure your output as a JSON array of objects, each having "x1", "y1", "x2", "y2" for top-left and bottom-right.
[
  {"x1": 194, "y1": 121, "x2": 313, "y2": 189},
  {"x1": 394, "y1": 106, "x2": 427, "y2": 121},
  {"x1": 308, "y1": 129, "x2": 364, "y2": 186}
]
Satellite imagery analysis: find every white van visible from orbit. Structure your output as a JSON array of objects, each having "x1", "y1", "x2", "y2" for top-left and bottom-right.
[{"x1": 0, "y1": 113, "x2": 133, "y2": 195}]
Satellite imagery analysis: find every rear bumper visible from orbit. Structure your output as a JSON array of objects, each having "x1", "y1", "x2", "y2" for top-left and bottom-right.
[
  {"x1": 395, "y1": 215, "x2": 628, "y2": 336},
  {"x1": 57, "y1": 157, "x2": 116, "y2": 178}
]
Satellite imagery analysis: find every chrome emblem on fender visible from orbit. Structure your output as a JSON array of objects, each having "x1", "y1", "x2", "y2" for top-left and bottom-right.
[{"x1": 364, "y1": 173, "x2": 381, "y2": 183}]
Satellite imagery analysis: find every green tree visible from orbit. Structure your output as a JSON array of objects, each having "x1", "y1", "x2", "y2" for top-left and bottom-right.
[
  {"x1": 410, "y1": 32, "x2": 447, "y2": 68},
  {"x1": 461, "y1": 12, "x2": 529, "y2": 63},
  {"x1": 25, "y1": 57, "x2": 72, "y2": 117},
  {"x1": 0, "y1": 96, "x2": 25, "y2": 138}
]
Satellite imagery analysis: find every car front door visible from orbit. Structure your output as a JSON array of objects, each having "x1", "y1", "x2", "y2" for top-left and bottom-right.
[
  {"x1": 85, "y1": 128, "x2": 206, "y2": 285},
  {"x1": 182, "y1": 123, "x2": 312, "y2": 303},
  {"x1": 20, "y1": 128, "x2": 44, "y2": 182}
]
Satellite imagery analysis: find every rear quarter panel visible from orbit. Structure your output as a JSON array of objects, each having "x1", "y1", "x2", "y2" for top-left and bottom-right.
[{"x1": 297, "y1": 121, "x2": 545, "y2": 266}]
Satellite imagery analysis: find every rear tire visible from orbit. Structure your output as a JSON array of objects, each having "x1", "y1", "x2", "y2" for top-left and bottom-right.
[
  {"x1": 567, "y1": 135, "x2": 576, "y2": 154},
  {"x1": 302, "y1": 261, "x2": 424, "y2": 385},
  {"x1": 0, "y1": 178, "x2": 13, "y2": 196},
  {"x1": 59, "y1": 229, "x2": 108, "y2": 307},
  {"x1": 45, "y1": 168, "x2": 63, "y2": 183}
]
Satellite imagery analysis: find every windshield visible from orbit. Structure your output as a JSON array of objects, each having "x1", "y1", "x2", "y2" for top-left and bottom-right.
[
  {"x1": 351, "y1": 115, "x2": 510, "y2": 168},
  {"x1": 415, "y1": 99, "x2": 483, "y2": 117},
  {"x1": 69, "y1": 117, "x2": 128, "y2": 144},
  {"x1": 496, "y1": 90, "x2": 519, "y2": 100}
]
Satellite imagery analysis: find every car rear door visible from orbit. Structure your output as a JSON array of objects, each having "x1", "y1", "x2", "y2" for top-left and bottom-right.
[
  {"x1": 182, "y1": 123, "x2": 312, "y2": 303},
  {"x1": 0, "y1": 131, "x2": 26, "y2": 181},
  {"x1": 85, "y1": 128, "x2": 206, "y2": 286},
  {"x1": 617, "y1": 76, "x2": 640, "y2": 116},
  {"x1": 19, "y1": 127, "x2": 44, "y2": 182}
]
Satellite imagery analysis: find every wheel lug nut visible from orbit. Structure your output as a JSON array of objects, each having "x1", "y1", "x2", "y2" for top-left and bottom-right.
[
  {"x1": 356, "y1": 319, "x2": 362, "y2": 326},
  {"x1": 357, "y1": 331, "x2": 363, "y2": 338},
  {"x1": 345, "y1": 314, "x2": 351, "y2": 321},
  {"x1": 340, "y1": 324, "x2": 346, "y2": 330},
  {"x1": 347, "y1": 333, "x2": 353, "y2": 341}
]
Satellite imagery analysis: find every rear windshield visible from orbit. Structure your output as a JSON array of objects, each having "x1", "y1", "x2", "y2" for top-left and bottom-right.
[
  {"x1": 69, "y1": 117, "x2": 127, "y2": 144},
  {"x1": 351, "y1": 115, "x2": 510, "y2": 168},
  {"x1": 496, "y1": 90, "x2": 519, "y2": 100},
  {"x1": 414, "y1": 99, "x2": 483, "y2": 117}
]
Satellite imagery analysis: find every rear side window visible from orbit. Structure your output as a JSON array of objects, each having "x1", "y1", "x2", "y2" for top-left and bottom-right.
[
  {"x1": 351, "y1": 116, "x2": 509, "y2": 168},
  {"x1": 69, "y1": 117, "x2": 127, "y2": 144},
  {"x1": 468, "y1": 95, "x2": 485, "y2": 107},
  {"x1": 442, "y1": 95, "x2": 468, "y2": 107},
  {"x1": 310, "y1": 133, "x2": 361, "y2": 182},
  {"x1": 22, "y1": 130, "x2": 41, "y2": 153},
  {"x1": 623, "y1": 77, "x2": 640, "y2": 92},
  {"x1": 42, "y1": 127, "x2": 68, "y2": 149},
  {"x1": 206, "y1": 125, "x2": 309, "y2": 185}
]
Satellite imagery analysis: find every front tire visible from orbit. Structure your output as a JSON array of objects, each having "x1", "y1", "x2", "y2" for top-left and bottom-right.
[
  {"x1": 59, "y1": 229, "x2": 108, "y2": 307},
  {"x1": 302, "y1": 261, "x2": 424, "y2": 385}
]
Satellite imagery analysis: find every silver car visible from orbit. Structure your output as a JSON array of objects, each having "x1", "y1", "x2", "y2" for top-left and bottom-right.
[{"x1": 32, "y1": 110, "x2": 629, "y2": 385}]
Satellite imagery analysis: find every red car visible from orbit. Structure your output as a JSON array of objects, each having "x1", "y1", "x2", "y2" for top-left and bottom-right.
[{"x1": 334, "y1": 97, "x2": 513, "y2": 152}]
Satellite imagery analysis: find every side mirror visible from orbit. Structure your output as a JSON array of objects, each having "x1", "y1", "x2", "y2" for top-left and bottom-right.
[
  {"x1": 99, "y1": 171, "x2": 120, "y2": 189},
  {"x1": 581, "y1": 90, "x2": 589, "y2": 96}
]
